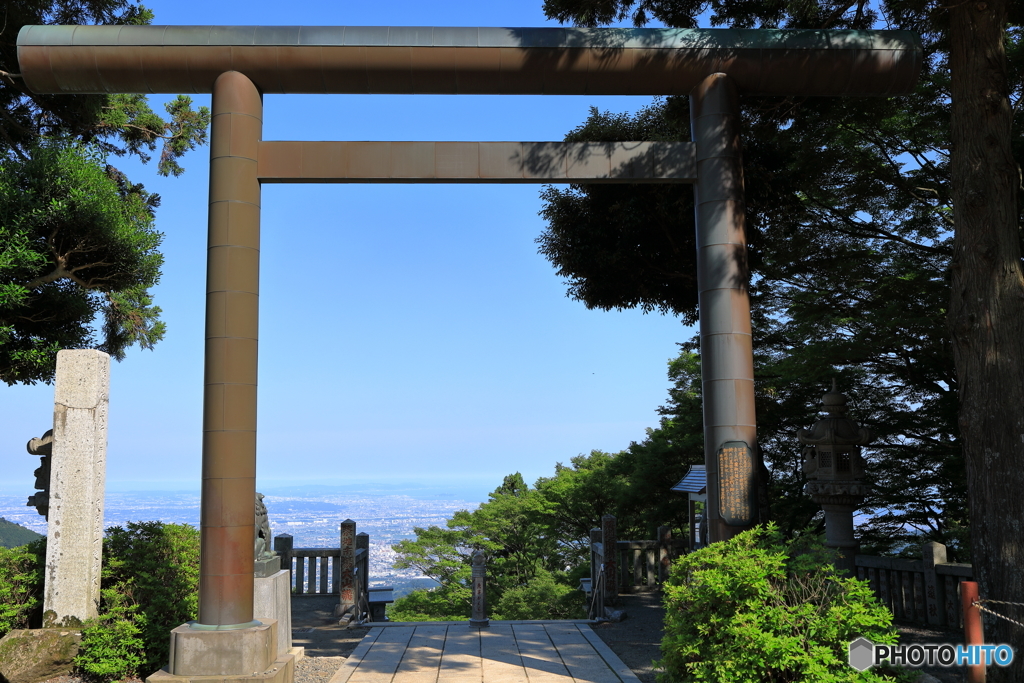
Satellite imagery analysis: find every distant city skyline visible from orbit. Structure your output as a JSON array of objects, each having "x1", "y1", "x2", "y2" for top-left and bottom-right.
[
  {"x1": 0, "y1": 0, "x2": 690, "y2": 501},
  {"x1": 0, "y1": 489, "x2": 482, "y2": 596}
]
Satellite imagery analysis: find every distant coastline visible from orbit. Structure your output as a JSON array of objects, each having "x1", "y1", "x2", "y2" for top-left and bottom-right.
[{"x1": 0, "y1": 488, "x2": 483, "y2": 598}]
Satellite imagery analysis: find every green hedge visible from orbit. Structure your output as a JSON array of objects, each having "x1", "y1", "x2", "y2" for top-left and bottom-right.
[
  {"x1": 0, "y1": 538, "x2": 46, "y2": 637},
  {"x1": 659, "y1": 525, "x2": 914, "y2": 683},
  {"x1": 492, "y1": 569, "x2": 585, "y2": 620},
  {"x1": 76, "y1": 521, "x2": 200, "y2": 680}
]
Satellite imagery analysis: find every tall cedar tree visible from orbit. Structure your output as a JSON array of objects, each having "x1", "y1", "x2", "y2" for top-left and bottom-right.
[
  {"x1": 0, "y1": 0, "x2": 209, "y2": 385},
  {"x1": 537, "y1": 0, "x2": 1023, "y2": 670},
  {"x1": 948, "y1": 0, "x2": 1024, "y2": 676}
]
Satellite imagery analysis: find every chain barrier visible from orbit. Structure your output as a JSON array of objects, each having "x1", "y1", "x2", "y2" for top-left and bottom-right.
[{"x1": 974, "y1": 599, "x2": 1024, "y2": 631}]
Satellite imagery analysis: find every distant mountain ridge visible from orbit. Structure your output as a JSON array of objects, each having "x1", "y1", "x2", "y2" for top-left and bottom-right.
[{"x1": 0, "y1": 517, "x2": 43, "y2": 548}]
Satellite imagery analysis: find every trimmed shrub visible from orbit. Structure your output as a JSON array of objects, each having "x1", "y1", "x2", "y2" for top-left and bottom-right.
[
  {"x1": 387, "y1": 584, "x2": 472, "y2": 622},
  {"x1": 659, "y1": 524, "x2": 908, "y2": 683},
  {"x1": 0, "y1": 538, "x2": 46, "y2": 637},
  {"x1": 492, "y1": 570, "x2": 586, "y2": 620},
  {"x1": 77, "y1": 521, "x2": 200, "y2": 680},
  {"x1": 74, "y1": 587, "x2": 146, "y2": 681}
]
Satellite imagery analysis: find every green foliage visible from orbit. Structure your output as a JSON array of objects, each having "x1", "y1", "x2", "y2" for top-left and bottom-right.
[
  {"x1": 659, "y1": 525, "x2": 900, "y2": 683},
  {"x1": 0, "y1": 538, "x2": 45, "y2": 637},
  {"x1": 0, "y1": 0, "x2": 209, "y2": 384},
  {"x1": 75, "y1": 588, "x2": 146, "y2": 681},
  {"x1": 76, "y1": 522, "x2": 200, "y2": 680},
  {"x1": 492, "y1": 570, "x2": 586, "y2": 620},
  {"x1": 392, "y1": 522, "x2": 478, "y2": 588},
  {"x1": 387, "y1": 584, "x2": 472, "y2": 622},
  {"x1": 391, "y1": 474, "x2": 581, "y2": 621},
  {"x1": 0, "y1": 517, "x2": 44, "y2": 548},
  {"x1": 0, "y1": 144, "x2": 165, "y2": 384},
  {"x1": 537, "y1": 100, "x2": 698, "y2": 321},
  {"x1": 536, "y1": 351, "x2": 705, "y2": 547}
]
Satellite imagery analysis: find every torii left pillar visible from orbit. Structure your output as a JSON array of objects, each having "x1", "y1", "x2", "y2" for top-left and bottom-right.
[{"x1": 148, "y1": 71, "x2": 294, "y2": 683}]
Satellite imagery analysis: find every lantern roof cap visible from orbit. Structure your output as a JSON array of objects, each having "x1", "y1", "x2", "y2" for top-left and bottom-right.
[{"x1": 797, "y1": 380, "x2": 873, "y2": 447}]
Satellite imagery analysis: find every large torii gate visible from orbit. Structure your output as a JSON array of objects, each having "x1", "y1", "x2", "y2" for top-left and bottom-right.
[{"x1": 18, "y1": 24, "x2": 920, "y2": 683}]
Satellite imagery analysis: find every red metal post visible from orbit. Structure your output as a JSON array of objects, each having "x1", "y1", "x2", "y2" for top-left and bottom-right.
[{"x1": 961, "y1": 580, "x2": 986, "y2": 683}]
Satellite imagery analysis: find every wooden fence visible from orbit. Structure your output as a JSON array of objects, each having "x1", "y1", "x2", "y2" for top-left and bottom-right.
[
  {"x1": 855, "y1": 542, "x2": 973, "y2": 629},
  {"x1": 273, "y1": 533, "x2": 369, "y2": 598},
  {"x1": 587, "y1": 515, "x2": 687, "y2": 618},
  {"x1": 273, "y1": 519, "x2": 376, "y2": 621}
]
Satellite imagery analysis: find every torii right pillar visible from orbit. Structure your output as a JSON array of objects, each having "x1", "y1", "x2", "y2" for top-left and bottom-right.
[{"x1": 691, "y1": 73, "x2": 759, "y2": 543}]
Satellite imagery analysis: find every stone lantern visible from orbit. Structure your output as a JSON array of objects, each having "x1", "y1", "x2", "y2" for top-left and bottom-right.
[{"x1": 797, "y1": 380, "x2": 873, "y2": 574}]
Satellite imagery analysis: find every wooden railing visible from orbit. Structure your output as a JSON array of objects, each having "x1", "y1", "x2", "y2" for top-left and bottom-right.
[
  {"x1": 615, "y1": 537, "x2": 687, "y2": 592},
  {"x1": 273, "y1": 518, "x2": 370, "y2": 611},
  {"x1": 855, "y1": 542, "x2": 973, "y2": 629},
  {"x1": 587, "y1": 515, "x2": 686, "y2": 618}
]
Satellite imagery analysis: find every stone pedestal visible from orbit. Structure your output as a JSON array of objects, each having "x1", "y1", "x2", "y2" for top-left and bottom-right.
[
  {"x1": 254, "y1": 570, "x2": 294, "y2": 658},
  {"x1": 43, "y1": 350, "x2": 110, "y2": 627},
  {"x1": 146, "y1": 619, "x2": 294, "y2": 683},
  {"x1": 806, "y1": 482, "x2": 870, "y2": 576},
  {"x1": 821, "y1": 503, "x2": 859, "y2": 575},
  {"x1": 254, "y1": 556, "x2": 281, "y2": 578}
]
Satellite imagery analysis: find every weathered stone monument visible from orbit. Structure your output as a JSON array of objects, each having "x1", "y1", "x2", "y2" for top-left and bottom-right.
[
  {"x1": 336, "y1": 519, "x2": 357, "y2": 620},
  {"x1": 3, "y1": 350, "x2": 109, "y2": 683},
  {"x1": 35, "y1": 349, "x2": 110, "y2": 626},
  {"x1": 469, "y1": 550, "x2": 489, "y2": 629},
  {"x1": 798, "y1": 381, "x2": 873, "y2": 574}
]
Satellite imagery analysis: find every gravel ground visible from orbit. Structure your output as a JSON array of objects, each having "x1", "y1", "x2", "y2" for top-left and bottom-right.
[
  {"x1": 290, "y1": 596, "x2": 371, "y2": 683},
  {"x1": 896, "y1": 625, "x2": 967, "y2": 683},
  {"x1": 589, "y1": 592, "x2": 665, "y2": 683},
  {"x1": 294, "y1": 656, "x2": 347, "y2": 683},
  {"x1": 35, "y1": 658, "x2": 353, "y2": 683}
]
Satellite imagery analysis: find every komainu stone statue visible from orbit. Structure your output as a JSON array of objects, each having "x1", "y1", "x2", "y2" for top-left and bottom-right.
[
  {"x1": 254, "y1": 492, "x2": 280, "y2": 577},
  {"x1": 255, "y1": 492, "x2": 273, "y2": 559}
]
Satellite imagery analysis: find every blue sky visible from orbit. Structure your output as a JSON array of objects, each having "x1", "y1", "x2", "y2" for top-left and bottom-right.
[{"x1": 0, "y1": 0, "x2": 694, "y2": 501}]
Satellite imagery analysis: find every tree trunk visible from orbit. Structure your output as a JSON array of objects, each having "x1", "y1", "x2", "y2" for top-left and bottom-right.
[{"x1": 948, "y1": 0, "x2": 1022, "y2": 678}]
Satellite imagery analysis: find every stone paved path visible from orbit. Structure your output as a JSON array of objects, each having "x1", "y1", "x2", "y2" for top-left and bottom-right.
[{"x1": 328, "y1": 623, "x2": 641, "y2": 683}]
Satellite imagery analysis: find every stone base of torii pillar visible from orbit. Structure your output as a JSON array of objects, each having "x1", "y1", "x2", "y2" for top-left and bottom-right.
[{"x1": 145, "y1": 619, "x2": 295, "y2": 683}]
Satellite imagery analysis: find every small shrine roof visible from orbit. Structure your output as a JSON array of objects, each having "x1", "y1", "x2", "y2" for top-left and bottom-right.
[{"x1": 671, "y1": 464, "x2": 707, "y2": 494}]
